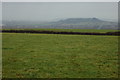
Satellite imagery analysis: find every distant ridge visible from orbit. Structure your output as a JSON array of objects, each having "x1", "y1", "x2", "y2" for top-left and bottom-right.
[
  {"x1": 58, "y1": 18, "x2": 103, "y2": 23},
  {"x1": 2, "y1": 18, "x2": 118, "y2": 30}
]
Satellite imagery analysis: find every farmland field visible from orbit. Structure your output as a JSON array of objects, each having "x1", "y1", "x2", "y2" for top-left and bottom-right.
[
  {"x1": 2, "y1": 28, "x2": 119, "y2": 33},
  {"x1": 2, "y1": 32, "x2": 119, "y2": 78}
]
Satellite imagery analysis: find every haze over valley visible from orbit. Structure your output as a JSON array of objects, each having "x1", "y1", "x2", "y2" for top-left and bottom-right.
[{"x1": 2, "y1": 18, "x2": 118, "y2": 30}]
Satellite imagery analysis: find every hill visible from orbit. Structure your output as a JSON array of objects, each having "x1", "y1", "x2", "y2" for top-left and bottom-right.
[{"x1": 2, "y1": 18, "x2": 118, "y2": 30}]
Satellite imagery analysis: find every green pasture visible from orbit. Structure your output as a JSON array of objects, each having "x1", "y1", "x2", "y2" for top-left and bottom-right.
[{"x1": 2, "y1": 33, "x2": 118, "y2": 78}]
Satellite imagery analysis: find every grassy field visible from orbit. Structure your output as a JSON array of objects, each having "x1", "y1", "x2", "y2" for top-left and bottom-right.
[{"x1": 2, "y1": 33, "x2": 119, "y2": 78}]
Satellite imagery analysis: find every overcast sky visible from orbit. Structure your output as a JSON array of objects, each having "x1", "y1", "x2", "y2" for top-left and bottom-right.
[
  {"x1": 1, "y1": 0, "x2": 119, "y2": 2},
  {"x1": 2, "y1": 2, "x2": 118, "y2": 22}
]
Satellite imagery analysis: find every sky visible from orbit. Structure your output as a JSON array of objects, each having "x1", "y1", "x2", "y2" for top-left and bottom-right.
[
  {"x1": 2, "y1": 2, "x2": 118, "y2": 22},
  {"x1": 1, "y1": 0, "x2": 119, "y2": 2},
  {"x1": 0, "y1": 3, "x2": 1, "y2": 24}
]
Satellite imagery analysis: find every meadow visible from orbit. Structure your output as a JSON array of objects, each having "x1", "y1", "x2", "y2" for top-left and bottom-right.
[{"x1": 2, "y1": 30, "x2": 119, "y2": 78}]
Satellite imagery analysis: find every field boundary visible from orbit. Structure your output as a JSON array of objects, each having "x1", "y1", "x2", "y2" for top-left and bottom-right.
[{"x1": 1, "y1": 30, "x2": 120, "y2": 36}]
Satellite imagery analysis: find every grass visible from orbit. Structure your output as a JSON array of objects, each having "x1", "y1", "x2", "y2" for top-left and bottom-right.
[
  {"x1": 0, "y1": 33, "x2": 2, "y2": 78},
  {"x1": 2, "y1": 33, "x2": 119, "y2": 78}
]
